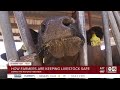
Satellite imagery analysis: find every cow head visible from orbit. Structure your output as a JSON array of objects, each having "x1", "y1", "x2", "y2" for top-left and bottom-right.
[
  {"x1": 37, "y1": 16, "x2": 85, "y2": 65},
  {"x1": 86, "y1": 26, "x2": 104, "y2": 46}
]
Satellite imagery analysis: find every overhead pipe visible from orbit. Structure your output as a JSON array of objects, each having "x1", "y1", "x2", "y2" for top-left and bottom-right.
[{"x1": 0, "y1": 11, "x2": 19, "y2": 61}]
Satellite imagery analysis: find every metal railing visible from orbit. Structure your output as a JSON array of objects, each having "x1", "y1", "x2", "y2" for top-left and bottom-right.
[
  {"x1": 76, "y1": 11, "x2": 88, "y2": 66},
  {"x1": 76, "y1": 11, "x2": 120, "y2": 66},
  {"x1": 0, "y1": 11, "x2": 36, "y2": 61},
  {"x1": 0, "y1": 11, "x2": 19, "y2": 61}
]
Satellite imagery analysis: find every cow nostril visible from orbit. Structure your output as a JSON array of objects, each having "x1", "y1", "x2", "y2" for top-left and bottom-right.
[{"x1": 62, "y1": 18, "x2": 73, "y2": 26}]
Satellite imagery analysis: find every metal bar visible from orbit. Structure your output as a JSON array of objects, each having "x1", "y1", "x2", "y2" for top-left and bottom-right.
[
  {"x1": 107, "y1": 11, "x2": 120, "y2": 56},
  {"x1": 0, "y1": 11, "x2": 19, "y2": 61},
  {"x1": 102, "y1": 11, "x2": 113, "y2": 66},
  {"x1": 113, "y1": 11, "x2": 120, "y2": 31},
  {"x1": 76, "y1": 11, "x2": 88, "y2": 66},
  {"x1": 13, "y1": 11, "x2": 37, "y2": 54}
]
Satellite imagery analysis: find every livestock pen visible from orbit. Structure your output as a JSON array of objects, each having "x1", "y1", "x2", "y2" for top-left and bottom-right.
[{"x1": 0, "y1": 11, "x2": 120, "y2": 79}]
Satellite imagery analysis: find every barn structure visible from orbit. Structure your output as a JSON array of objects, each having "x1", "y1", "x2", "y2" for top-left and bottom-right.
[
  {"x1": 0, "y1": 11, "x2": 120, "y2": 79},
  {"x1": 0, "y1": 11, "x2": 119, "y2": 63},
  {"x1": 0, "y1": 11, "x2": 105, "y2": 42}
]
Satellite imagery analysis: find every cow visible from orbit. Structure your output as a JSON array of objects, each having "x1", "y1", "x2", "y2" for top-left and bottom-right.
[
  {"x1": 1, "y1": 16, "x2": 120, "y2": 66},
  {"x1": 86, "y1": 26, "x2": 120, "y2": 66}
]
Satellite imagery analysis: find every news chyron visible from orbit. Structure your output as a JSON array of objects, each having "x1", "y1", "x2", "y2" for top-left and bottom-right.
[{"x1": 6, "y1": 62, "x2": 120, "y2": 79}]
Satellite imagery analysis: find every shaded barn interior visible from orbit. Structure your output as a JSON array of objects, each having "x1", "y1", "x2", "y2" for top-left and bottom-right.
[{"x1": 0, "y1": 11, "x2": 114, "y2": 44}]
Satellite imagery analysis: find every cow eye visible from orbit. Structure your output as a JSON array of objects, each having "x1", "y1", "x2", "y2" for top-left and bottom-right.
[
  {"x1": 41, "y1": 24, "x2": 46, "y2": 33},
  {"x1": 62, "y1": 18, "x2": 72, "y2": 26}
]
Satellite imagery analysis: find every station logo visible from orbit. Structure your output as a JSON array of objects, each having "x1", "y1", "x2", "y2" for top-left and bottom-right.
[{"x1": 106, "y1": 66, "x2": 117, "y2": 73}]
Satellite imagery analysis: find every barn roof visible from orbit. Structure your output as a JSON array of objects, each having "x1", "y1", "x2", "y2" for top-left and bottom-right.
[{"x1": 0, "y1": 11, "x2": 113, "y2": 42}]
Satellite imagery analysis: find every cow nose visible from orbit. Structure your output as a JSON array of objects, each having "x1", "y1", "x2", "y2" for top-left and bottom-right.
[{"x1": 42, "y1": 16, "x2": 78, "y2": 43}]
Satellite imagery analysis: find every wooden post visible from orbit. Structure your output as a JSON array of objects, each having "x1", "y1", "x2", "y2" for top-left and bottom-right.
[
  {"x1": 88, "y1": 11, "x2": 92, "y2": 28},
  {"x1": 13, "y1": 11, "x2": 37, "y2": 54},
  {"x1": 113, "y1": 11, "x2": 120, "y2": 31},
  {"x1": 76, "y1": 11, "x2": 88, "y2": 66},
  {"x1": 0, "y1": 11, "x2": 19, "y2": 61},
  {"x1": 107, "y1": 11, "x2": 120, "y2": 56},
  {"x1": 102, "y1": 11, "x2": 113, "y2": 66}
]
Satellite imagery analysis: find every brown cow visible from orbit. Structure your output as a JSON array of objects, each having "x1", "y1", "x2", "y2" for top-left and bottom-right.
[
  {"x1": 86, "y1": 26, "x2": 120, "y2": 66},
  {"x1": 87, "y1": 45, "x2": 120, "y2": 66}
]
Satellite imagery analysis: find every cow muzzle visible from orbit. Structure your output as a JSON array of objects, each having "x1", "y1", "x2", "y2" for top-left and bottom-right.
[
  {"x1": 41, "y1": 36, "x2": 84, "y2": 58},
  {"x1": 39, "y1": 16, "x2": 85, "y2": 58}
]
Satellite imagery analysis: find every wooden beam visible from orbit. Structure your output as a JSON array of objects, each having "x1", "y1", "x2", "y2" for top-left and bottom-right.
[
  {"x1": 9, "y1": 11, "x2": 73, "y2": 19},
  {"x1": 9, "y1": 11, "x2": 102, "y2": 20},
  {"x1": 0, "y1": 32, "x2": 20, "y2": 36},
  {"x1": 10, "y1": 23, "x2": 40, "y2": 30},
  {"x1": 87, "y1": 11, "x2": 92, "y2": 28}
]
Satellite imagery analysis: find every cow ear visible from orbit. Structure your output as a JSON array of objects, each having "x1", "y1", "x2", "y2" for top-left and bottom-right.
[
  {"x1": 86, "y1": 26, "x2": 104, "y2": 46},
  {"x1": 89, "y1": 26, "x2": 104, "y2": 40},
  {"x1": 19, "y1": 29, "x2": 38, "y2": 42},
  {"x1": 86, "y1": 30, "x2": 92, "y2": 45},
  {"x1": 1, "y1": 53, "x2": 7, "y2": 61},
  {"x1": 29, "y1": 28, "x2": 38, "y2": 44},
  {"x1": 29, "y1": 28, "x2": 38, "y2": 36}
]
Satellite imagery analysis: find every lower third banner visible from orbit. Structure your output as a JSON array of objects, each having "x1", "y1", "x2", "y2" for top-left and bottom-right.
[{"x1": 7, "y1": 66, "x2": 120, "y2": 78}]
